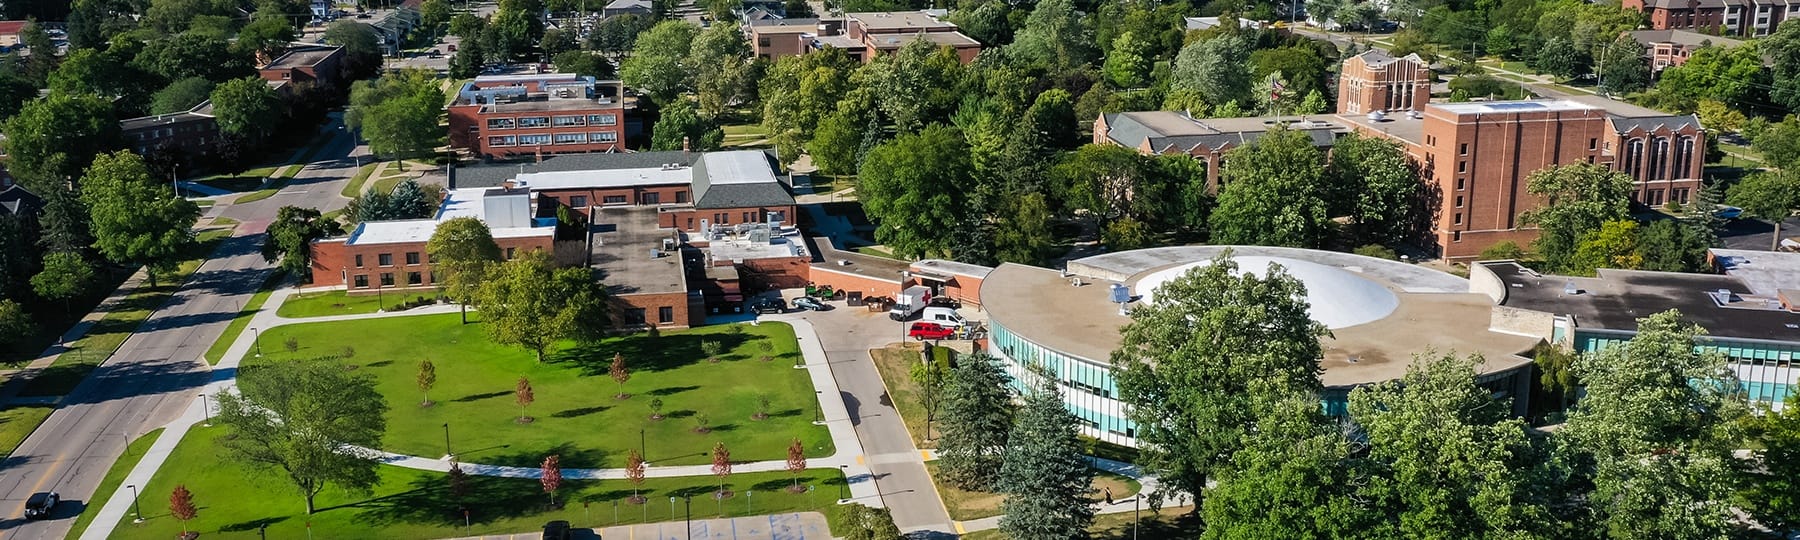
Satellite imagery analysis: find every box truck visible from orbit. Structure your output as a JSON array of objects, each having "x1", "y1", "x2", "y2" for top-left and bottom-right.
[{"x1": 888, "y1": 286, "x2": 931, "y2": 321}]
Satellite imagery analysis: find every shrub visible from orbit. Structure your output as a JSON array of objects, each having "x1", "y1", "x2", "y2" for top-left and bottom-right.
[
  {"x1": 284, "y1": 336, "x2": 300, "y2": 352},
  {"x1": 1479, "y1": 240, "x2": 1527, "y2": 261},
  {"x1": 1352, "y1": 244, "x2": 1399, "y2": 260}
]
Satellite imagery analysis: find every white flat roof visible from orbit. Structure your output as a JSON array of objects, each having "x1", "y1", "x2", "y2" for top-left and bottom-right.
[
  {"x1": 512, "y1": 166, "x2": 693, "y2": 191},
  {"x1": 348, "y1": 189, "x2": 552, "y2": 246},
  {"x1": 1711, "y1": 248, "x2": 1800, "y2": 297},
  {"x1": 1431, "y1": 99, "x2": 1599, "y2": 115},
  {"x1": 702, "y1": 151, "x2": 780, "y2": 185},
  {"x1": 348, "y1": 219, "x2": 439, "y2": 245}
]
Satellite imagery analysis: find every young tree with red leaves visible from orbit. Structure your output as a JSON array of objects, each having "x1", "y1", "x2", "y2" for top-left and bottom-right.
[
  {"x1": 626, "y1": 449, "x2": 647, "y2": 503},
  {"x1": 610, "y1": 353, "x2": 630, "y2": 399},
  {"x1": 515, "y1": 377, "x2": 535, "y2": 422},
  {"x1": 711, "y1": 442, "x2": 732, "y2": 498},
  {"x1": 786, "y1": 438, "x2": 807, "y2": 492},
  {"x1": 541, "y1": 454, "x2": 562, "y2": 507},
  {"x1": 170, "y1": 484, "x2": 198, "y2": 538}
]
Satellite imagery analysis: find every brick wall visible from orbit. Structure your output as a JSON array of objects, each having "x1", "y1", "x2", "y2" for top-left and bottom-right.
[
  {"x1": 309, "y1": 236, "x2": 556, "y2": 290},
  {"x1": 807, "y1": 265, "x2": 902, "y2": 299},
  {"x1": 448, "y1": 105, "x2": 627, "y2": 159},
  {"x1": 614, "y1": 291, "x2": 694, "y2": 329},
  {"x1": 1422, "y1": 107, "x2": 1610, "y2": 260}
]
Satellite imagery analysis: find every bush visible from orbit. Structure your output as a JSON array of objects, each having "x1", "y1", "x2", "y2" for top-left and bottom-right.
[
  {"x1": 1664, "y1": 200, "x2": 1685, "y2": 214},
  {"x1": 1352, "y1": 244, "x2": 1399, "y2": 260},
  {"x1": 1479, "y1": 240, "x2": 1527, "y2": 261},
  {"x1": 283, "y1": 336, "x2": 300, "y2": 352},
  {"x1": 1449, "y1": 75, "x2": 1527, "y2": 101}
]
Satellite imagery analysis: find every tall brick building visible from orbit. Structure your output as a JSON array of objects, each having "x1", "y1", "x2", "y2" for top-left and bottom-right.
[
  {"x1": 1621, "y1": 0, "x2": 1798, "y2": 36},
  {"x1": 1337, "y1": 50, "x2": 1432, "y2": 115},
  {"x1": 447, "y1": 74, "x2": 632, "y2": 159}
]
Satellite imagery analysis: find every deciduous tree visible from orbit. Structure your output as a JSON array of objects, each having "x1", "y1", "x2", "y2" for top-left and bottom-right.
[
  {"x1": 855, "y1": 125, "x2": 974, "y2": 258},
  {"x1": 936, "y1": 352, "x2": 1014, "y2": 490},
  {"x1": 1766, "y1": 19, "x2": 1800, "y2": 111},
  {"x1": 347, "y1": 70, "x2": 446, "y2": 159},
  {"x1": 861, "y1": 39, "x2": 965, "y2": 132},
  {"x1": 834, "y1": 504, "x2": 902, "y2": 540},
  {"x1": 786, "y1": 438, "x2": 806, "y2": 492},
  {"x1": 417, "y1": 359, "x2": 437, "y2": 406},
  {"x1": 215, "y1": 360, "x2": 388, "y2": 514},
  {"x1": 1745, "y1": 393, "x2": 1800, "y2": 534},
  {"x1": 262, "y1": 206, "x2": 344, "y2": 277},
  {"x1": 211, "y1": 76, "x2": 283, "y2": 143},
  {"x1": 759, "y1": 48, "x2": 857, "y2": 165},
  {"x1": 541, "y1": 454, "x2": 562, "y2": 506},
  {"x1": 711, "y1": 442, "x2": 732, "y2": 496},
  {"x1": 1168, "y1": 32, "x2": 1253, "y2": 112},
  {"x1": 516, "y1": 376, "x2": 536, "y2": 421},
  {"x1": 80, "y1": 151, "x2": 200, "y2": 287},
  {"x1": 0, "y1": 300, "x2": 33, "y2": 357},
  {"x1": 1727, "y1": 170, "x2": 1800, "y2": 252},
  {"x1": 909, "y1": 347, "x2": 949, "y2": 439},
  {"x1": 1521, "y1": 163, "x2": 1634, "y2": 273},
  {"x1": 620, "y1": 21, "x2": 700, "y2": 104},
  {"x1": 427, "y1": 216, "x2": 501, "y2": 324},
  {"x1": 996, "y1": 378, "x2": 1095, "y2": 540},
  {"x1": 32, "y1": 251, "x2": 92, "y2": 316},
  {"x1": 1209, "y1": 127, "x2": 1331, "y2": 247},
  {"x1": 324, "y1": 21, "x2": 383, "y2": 80},
  {"x1": 477, "y1": 251, "x2": 612, "y2": 360},
  {"x1": 169, "y1": 484, "x2": 198, "y2": 536},
  {"x1": 2, "y1": 93, "x2": 121, "y2": 191},
  {"x1": 626, "y1": 449, "x2": 647, "y2": 502},
  {"x1": 650, "y1": 99, "x2": 724, "y2": 151},
  {"x1": 610, "y1": 352, "x2": 630, "y2": 399},
  {"x1": 1008, "y1": 0, "x2": 1095, "y2": 71},
  {"x1": 151, "y1": 78, "x2": 216, "y2": 115},
  {"x1": 1328, "y1": 131, "x2": 1418, "y2": 246}
]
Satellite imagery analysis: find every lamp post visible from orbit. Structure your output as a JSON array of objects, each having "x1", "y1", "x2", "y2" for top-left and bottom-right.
[
  {"x1": 1133, "y1": 495, "x2": 1141, "y2": 540},
  {"x1": 640, "y1": 428, "x2": 646, "y2": 460},
  {"x1": 128, "y1": 484, "x2": 144, "y2": 523},
  {"x1": 684, "y1": 496, "x2": 692, "y2": 540},
  {"x1": 251, "y1": 327, "x2": 263, "y2": 357},
  {"x1": 376, "y1": 282, "x2": 386, "y2": 312},
  {"x1": 443, "y1": 423, "x2": 452, "y2": 458},
  {"x1": 199, "y1": 393, "x2": 212, "y2": 427}
]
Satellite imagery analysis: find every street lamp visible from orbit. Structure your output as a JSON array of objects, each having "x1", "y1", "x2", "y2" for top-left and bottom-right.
[
  {"x1": 640, "y1": 427, "x2": 646, "y2": 460},
  {"x1": 376, "y1": 282, "x2": 386, "y2": 312},
  {"x1": 199, "y1": 393, "x2": 212, "y2": 427},
  {"x1": 443, "y1": 423, "x2": 452, "y2": 458},
  {"x1": 251, "y1": 327, "x2": 263, "y2": 357},
  {"x1": 128, "y1": 484, "x2": 144, "y2": 523},
  {"x1": 684, "y1": 496, "x2": 692, "y2": 540}
]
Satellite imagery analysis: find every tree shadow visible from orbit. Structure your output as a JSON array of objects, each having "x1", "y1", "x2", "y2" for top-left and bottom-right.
[
  {"x1": 546, "y1": 331, "x2": 757, "y2": 375},
  {"x1": 665, "y1": 410, "x2": 697, "y2": 419},
  {"x1": 647, "y1": 385, "x2": 700, "y2": 396},
  {"x1": 220, "y1": 516, "x2": 289, "y2": 532},
  {"x1": 364, "y1": 360, "x2": 394, "y2": 368},
  {"x1": 452, "y1": 391, "x2": 510, "y2": 403},
  {"x1": 551, "y1": 405, "x2": 609, "y2": 418}
]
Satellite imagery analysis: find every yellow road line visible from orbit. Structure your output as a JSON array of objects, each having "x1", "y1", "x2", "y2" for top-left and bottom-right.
[
  {"x1": 954, "y1": 521, "x2": 966, "y2": 534},
  {"x1": 855, "y1": 455, "x2": 864, "y2": 465}
]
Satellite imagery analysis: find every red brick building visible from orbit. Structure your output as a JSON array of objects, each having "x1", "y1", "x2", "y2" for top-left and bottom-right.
[
  {"x1": 447, "y1": 74, "x2": 632, "y2": 160},
  {"x1": 1628, "y1": 29, "x2": 1748, "y2": 71},
  {"x1": 1337, "y1": 50, "x2": 1431, "y2": 115},
  {"x1": 121, "y1": 101, "x2": 221, "y2": 169},
  {"x1": 746, "y1": 11, "x2": 981, "y2": 64},
  {"x1": 1622, "y1": 0, "x2": 1797, "y2": 36},
  {"x1": 310, "y1": 187, "x2": 558, "y2": 291},
  {"x1": 258, "y1": 44, "x2": 346, "y2": 91}
]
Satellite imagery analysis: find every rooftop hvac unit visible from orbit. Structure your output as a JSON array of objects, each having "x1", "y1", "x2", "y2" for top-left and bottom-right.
[
  {"x1": 650, "y1": 249, "x2": 661, "y2": 259},
  {"x1": 1368, "y1": 110, "x2": 1387, "y2": 122},
  {"x1": 1110, "y1": 283, "x2": 1130, "y2": 304}
]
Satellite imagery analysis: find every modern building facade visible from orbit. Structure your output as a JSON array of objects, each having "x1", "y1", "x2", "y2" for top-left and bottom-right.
[
  {"x1": 746, "y1": 10, "x2": 981, "y2": 64},
  {"x1": 1621, "y1": 0, "x2": 1799, "y2": 36},
  {"x1": 447, "y1": 74, "x2": 632, "y2": 159}
]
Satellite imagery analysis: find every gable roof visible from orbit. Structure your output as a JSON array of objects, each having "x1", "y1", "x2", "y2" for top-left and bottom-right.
[
  {"x1": 691, "y1": 151, "x2": 794, "y2": 209},
  {"x1": 0, "y1": 21, "x2": 26, "y2": 35},
  {"x1": 0, "y1": 185, "x2": 43, "y2": 216}
]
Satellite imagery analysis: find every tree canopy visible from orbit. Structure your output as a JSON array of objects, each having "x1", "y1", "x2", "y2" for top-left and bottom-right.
[
  {"x1": 215, "y1": 359, "x2": 389, "y2": 515},
  {"x1": 855, "y1": 125, "x2": 974, "y2": 258},
  {"x1": 1209, "y1": 126, "x2": 1331, "y2": 247},
  {"x1": 347, "y1": 70, "x2": 446, "y2": 159},
  {"x1": 1521, "y1": 163, "x2": 1635, "y2": 274},
  {"x1": 475, "y1": 250, "x2": 611, "y2": 361},
  {"x1": 262, "y1": 206, "x2": 345, "y2": 278},
  {"x1": 79, "y1": 151, "x2": 200, "y2": 286}
]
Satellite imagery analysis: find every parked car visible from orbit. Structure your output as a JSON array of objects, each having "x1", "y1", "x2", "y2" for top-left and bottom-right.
[
  {"x1": 908, "y1": 322, "x2": 956, "y2": 340},
  {"x1": 541, "y1": 520, "x2": 571, "y2": 540},
  {"x1": 928, "y1": 296, "x2": 961, "y2": 310},
  {"x1": 448, "y1": 44, "x2": 458, "y2": 52},
  {"x1": 751, "y1": 297, "x2": 787, "y2": 314},
  {"x1": 1714, "y1": 206, "x2": 1744, "y2": 219},
  {"x1": 24, "y1": 492, "x2": 58, "y2": 519},
  {"x1": 792, "y1": 296, "x2": 828, "y2": 311}
]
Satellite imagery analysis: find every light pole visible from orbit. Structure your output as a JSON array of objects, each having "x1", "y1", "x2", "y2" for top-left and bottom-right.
[
  {"x1": 199, "y1": 393, "x2": 212, "y2": 427},
  {"x1": 669, "y1": 496, "x2": 675, "y2": 519},
  {"x1": 640, "y1": 428, "x2": 646, "y2": 460},
  {"x1": 376, "y1": 282, "x2": 386, "y2": 312},
  {"x1": 251, "y1": 327, "x2": 263, "y2": 357},
  {"x1": 443, "y1": 423, "x2": 452, "y2": 458},
  {"x1": 1133, "y1": 495, "x2": 1140, "y2": 540},
  {"x1": 128, "y1": 484, "x2": 144, "y2": 523},
  {"x1": 684, "y1": 496, "x2": 692, "y2": 540}
]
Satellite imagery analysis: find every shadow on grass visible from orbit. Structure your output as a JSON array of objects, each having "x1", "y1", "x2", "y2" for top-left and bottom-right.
[
  {"x1": 452, "y1": 391, "x2": 510, "y2": 403},
  {"x1": 548, "y1": 332, "x2": 756, "y2": 375},
  {"x1": 647, "y1": 385, "x2": 700, "y2": 396},
  {"x1": 550, "y1": 405, "x2": 609, "y2": 418}
]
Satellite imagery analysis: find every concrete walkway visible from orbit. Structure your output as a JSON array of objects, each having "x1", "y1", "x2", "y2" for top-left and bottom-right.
[
  {"x1": 0, "y1": 269, "x2": 151, "y2": 405},
  {"x1": 439, "y1": 511, "x2": 829, "y2": 540},
  {"x1": 79, "y1": 289, "x2": 881, "y2": 540}
]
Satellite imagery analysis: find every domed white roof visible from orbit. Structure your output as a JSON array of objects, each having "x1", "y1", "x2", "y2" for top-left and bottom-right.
[{"x1": 1135, "y1": 255, "x2": 1400, "y2": 329}]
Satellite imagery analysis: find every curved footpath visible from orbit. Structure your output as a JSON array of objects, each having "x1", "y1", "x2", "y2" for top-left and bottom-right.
[{"x1": 80, "y1": 287, "x2": 1163, "y2": 539}]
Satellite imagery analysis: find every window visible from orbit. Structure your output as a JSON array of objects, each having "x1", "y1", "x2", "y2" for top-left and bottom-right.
[
  {"x1": 488, "y1": 136, "x2": 517, "y2": 147},
  {"x1": 1457, "y1": 161, "x2": 1468, "y2": 173},
  {"x1": 554, "y1": 132, "x2": 587, "y2": 145},
  {"x1": 1454, "y1": 212, "x2": 1463, "y2": 225},
  {"x1": 517, "y1": 116, "x2": 550, "y2": 127},
  {"x1": 506, "y1": 247, "x2": 516, "y2": 259},
  {"x1": 378, "y1": 253, "x2": 393, "y2": 266},
  {"x1": 588, "y1": 114, "x2": 618, "y2": 125},
  {"x1": 743, "y1": 212, "x2": 754, "y2": 223},
  {"x1": 591, "y1": 132, "x2": 618, "y2": 142},
  {"x1": 552, "y1": 115, "x2": 585, "y2": 126},
  {"x1": 769, "y1": 210, "x2": 787, "y2": 222},
  {"x1": 571, "y1": 196, "x2": 588, "y2": 207},
  {"x1": 1458, "y1": 143, "x2": 1468, "y2": 155},
  {"x1": 1455, "y1": 195, "x2": 1464, "y2": 207},
  {"x1": 282, "y1": 72, "x2": 291, "y2": 79},
  {"x1": 676, "y1": 191, "x2": 689, "y2": 203},
  {"x1": 603, "y1": 195, "x2": 627, "y2": 204},
  {"x1": 380, "y1": 273, "x2": 395, "y2": 286},
  {"x1": 406, "y1": 252, "x2": 420, "y2": 265},
  {"x1": 626, "y1": 308, "x2": 647, "y2": 325},
  {"x1": 1589, "y1": 138, "x2": 1598, "y2": 150},
  {"x1": 658, "y1": 306, "x2": 674, "y2": 324},
  {"x1": 758, "y1": 37, "x2": 771, "y2": 47},
  {"x1": 1452, "y1": 231, "x2": 1462, "y2": 242},
  {"x1": 686, "y1": 218, "x2": 694, "y2": 229},
  {"x1": 354, "y1": 254, "x2": 364, "y2": 267},
  {"x1": 407, "y1": 272, "x2": 422, "y2": 285},
  {"x1": 1455, "y1": 178, "x2": 1465, "y2": 191},
  {"x1": 641, "y1": 192, "x2": 660, "y2": 205},
  {"x1": 716, "y1": 212, "x2": 729, "y2": 224},
  {"x1": 353, "y1": 275, "x2": 369, "y2": 288},
  {"x1": 487, "y1": 118, "x2": 515, "y2": 129},
  {"x1": 518, "y1": 134, "x2": 552, "y2": 145}
]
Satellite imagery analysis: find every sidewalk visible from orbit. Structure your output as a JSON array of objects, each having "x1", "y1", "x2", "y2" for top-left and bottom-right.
[
  {"x1": 0, "y1": 265, "x2": 156, "y2": 405},
  {"x1": 438, "y1": 511, "x2": 829, "y2": 540}
]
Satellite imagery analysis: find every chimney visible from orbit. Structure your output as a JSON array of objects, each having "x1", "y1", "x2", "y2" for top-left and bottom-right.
[
  {"x1": 535, "y1": 147, "x2": 543, "y2": 163},
  {"x1": 682, "y1": 136, "x2": 691, "y2": 152}
]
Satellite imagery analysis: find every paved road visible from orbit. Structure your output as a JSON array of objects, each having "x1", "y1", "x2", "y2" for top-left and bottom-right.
[
  {"x1": 1720, "y1": 216, "x2": 1800, "y2": 251},
  {"x1": 0, "y1": 118, "x2": 361, "y2": 540}
]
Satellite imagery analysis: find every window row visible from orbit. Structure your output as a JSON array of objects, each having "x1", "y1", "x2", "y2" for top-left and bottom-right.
[
  {"x1": 353, "y1": 251, "x2": 427, "y2": 268},
  {"x1": 486, "y1": 114, "x2": 619, "y2": 130},
  {"x1": 488, "y1": 132, "x2": 619, "y2": 147},
  {"x1": 351, "y1": 271, "x2": 426, "y2": 288}
]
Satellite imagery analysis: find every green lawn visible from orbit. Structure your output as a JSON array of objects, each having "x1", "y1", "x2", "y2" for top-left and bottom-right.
[
  {"x1": 923, "y1": 461, "x2": 1140, "y2": 521},
  {"x1": 275, "y1": 290, "x2": 396, "y2": 318},
  {"x1": 106, "y1": 425, "x2": 852, "y2": 540},
  {"x1": 203, "y1": 273, "x2": 284, "y2": 364},
  {"x1": 241, "y1": 316, "x2": 833, "y2": 468},
  {"x1": 870, "y1": 345, "x2": 937, "y2": 448},
  {"x1": 19, "y1": 228, "x2": 233, "y2": 397},
  {"x1": 340, "y1": 163, "x2": 380, "y2": 197},
  {"x1": 64, "y1": 428, "x2": 163, "y2": 540},
  {"x1": 0, "y1": 405, "x2": 53, "y2": 457}
]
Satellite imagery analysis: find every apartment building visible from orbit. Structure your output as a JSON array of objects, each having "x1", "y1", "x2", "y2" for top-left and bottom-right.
[
  {"x1": 121, "y1": 101, "x2": 221, "y2": 166},
  {"x1": 1627, "y1": 29, "x2": 1748, "y2": 71},
  {"x1": 1623, "y1": 0, "x2": 1800, "y2": 36},
  {"x1": 746, "y1": 10, "x2": 981, "y2": 63},
  {"x1": 258, "y1": 44, "x2": 346, "y2": 91},
  {"x1": 447, "y1": 74, "x2": 631, "y2": 159}
]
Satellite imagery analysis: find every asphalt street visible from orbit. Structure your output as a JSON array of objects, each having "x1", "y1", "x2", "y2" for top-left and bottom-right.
[{"x1": 0, "y1": 119, "x2": 361, "y2": 539}]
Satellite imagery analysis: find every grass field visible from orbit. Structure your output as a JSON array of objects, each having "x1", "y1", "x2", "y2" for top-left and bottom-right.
[
  {"x1": 241, "y1": 316, "x2": 833, "y2": 468},
  {"x1": 63, "y1": 428, "x2": 163, "y2": 540},
  {"x1": 960, "y1": 506, "x2": 1200, "y2": 540},
  {"x1": 340, "y1": 163, "x2": 380, "y2": 197},
  {"x1": 105, "y1": 425, "x2": 852, "y2": 540},
  {"x1": 274, "y1": 290, "x2": 401, "y2": 318},
  {"x1": 18, "y1": 228, "x2": 232, "y2": 397},
  {"x1": 922, "y1": 461, "x2": 1140, "y2": 521},
  {"x1": 0, "y1": 405, "x2": 53, "y2": 457},
  {"x1": 203, "y1": 273, "x2": 284, "y2": 364},
  {"x1": 870, "y1": 345, "x2": 937, "y2": 448}
]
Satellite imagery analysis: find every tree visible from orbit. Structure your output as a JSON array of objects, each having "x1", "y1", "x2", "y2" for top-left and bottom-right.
[
  {"x1": 1168, "y1": 32, "x2": 1254, "y2": 112},
  {"x1": 626, "y1": 449, "x2": 648, "y2": 502},
  {"x1": 2, "y1": 93, "x2": 121, "y2": 191},
  {"x1": 785, "y1": 438, "x2": 807, "y2": 492},
  {"x1": 1533, "y1": 37, "x2": 1582, "y2": 80},
  {"x1": 421, "y1": 0, "x2": 452, "y2": 31},
  {"x1": 215, "y1": 360, "x2": 388, "y2": 514},
  {"x1": 169, "y1": 484, "x2": 198, "y2": 536},
  {"x1": 81, "y1": 152, "x2": 200, "y2": 287},
  {"x1": 210, "y1": 77, "x2": 283, "y2": 143},
  {"x1": 516, "y1": 376, "x2": 535, "y2": 421},
  {"x1": 1209, "y1": 127, "x2": 1331, "y2": 247},
  {"x1": 650, "y1": 99, "x2": 724, "y2": 151},
  {"x1": 994, "y1": 192, "x2": 1055, "y2": 265},
  {"x1": 835, "y1": 504, "x2": 902, "y2": 540},
  {"x1": 1571, "y1": 219, "x2": 1642, "y2": 273},
  {"x1": 689, "y1": 23, "x2": 756, "y2": 118},
  {"x1": 1103, "y1": 31, "x2": 1152, "y2": 89},
  {"x1": 909, "y1": 348, "x2": 950, "y2": 439},
  {"x1": 1296, "y1": 89, "x2": 1328, "y2": 115},
  {"x1": 131, "y1": 32, "x2": 252, "y2": 83},
  {"x1": 1025, "y1": 89, "x2": 1079, "y2": 150},
  {"x1": 1746, "y1": 394, "x2": 1800, "y2": 534},
  {"x1": 620, "y1": 21, "x2": 700, "y2": 104},
  {"x1": 32, "y1": 251, "x2": 93, "y2": 316},
  {"x1": 552, "y1": 50, "x2": 613, "y2": 79},
  {"x1": 427, "y1": 217, "x2": 502, "y2": 324},
  {"x1": 1752, "y1": 114, "x2": 1800, "y2": 171},
  {"x1": 1110, "y1": 252, "x2": 1327, "y2": 505},
  {"x1": 1521, "y1": 163, "x2": 1634, "y2": 273},
  {"x1": 1635, "y1": 219, "x2": 1712, "y2": 273},
  {"x1": 0, "y1": 300, "x2": 33, "y2": 357},
  {"x1": 1198, "y1": 396, "x2": 1368, "y2": 539},
  {"x1": 477, "y1": 251, "x2": 612, "y2": 361},
  {"x1": 488, "y1": 7, "x2": 544, "y2": 61},
  {"x1": 1596, "y1": 35, "x2": 1651, "y2": 94},
  {"x1": 417, "y1": 359, "x2": 437, "y2": 406},
  {"x1": 857, "y1": 126, "x2": 974, "y2": 258},
  {"x1": 324, "y1": 21, "x2": 383, "y2": 80},
  {"x1": 997, "y1": 378, "x2": 1095, "y2": 540},
  {"x1": 1327, "y1": 131, "x2": 1418, "y2": 246},
  {"x1": 540, "y1": 454, "x2": 562, "y2": 506},
  {"x1": 1009, "y1": 0, "x2": 1095, "y2": 71},
  {"x1": 1767, "y1": 19, "x2": 1800, "y2": 111},
  {"x1": 759, "y1": 48, "x2": 857, "y2": 164},
  {"x1": 609, "y1": 352, "x2": 630, "y2": 399},
  {"x1": 1557, "y1": 310, "x2": 1748, "y2": 539},
  {"x1": 861, "y1": 39, "x2": 965, "y2": 133},
  {"x1": 1656, "y1": 45, "x2": 1762, "y2": 105},
  {"x1": 449, "y1": 35, "x2": 485, "y2": 79},
  {"x1": 1727, "y1": 170, "x2": 1800, "y2": 252},
  {"x1": 936, "y1": 352, "x2": 1014, "y2": 490},
  {"x1": 711, "y1": 442, "x2": 732, "y2": 496},
  {"x1": 48, "y1": 48, "x2": 150, "y2": 109},
  {"x1": 237, "y1": 12, "x2": 299, "y2": 60},
  {"x1": 151, "y1": 78, "x2": 216, "y2": 115},
  {"x1": 808, "y1": 107, "x2": 870, "y2": 175},
  {"x1": 448, "y1": 462, "x2": 470, "y2": 501},
  {"x1": 0, "y1": 60, "x2": 35, "y2": 120},
  {"x1": 37, "y1": 188, "x2": 91, "y2": 255},
  {"x1": 1347, "y1": 353, "x2": 1556, "y2": 538},
  {"x1": 261, "y1": 206, "x2": 344, "y2": 277},
  {"x1": 347, "y1": 70, "x2": 446, "y2": 159},
  {"x1": 589, "y1": 14, "x2": 654, "y2": 55}
]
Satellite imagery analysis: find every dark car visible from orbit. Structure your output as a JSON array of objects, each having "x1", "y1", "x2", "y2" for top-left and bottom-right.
[
  {"x1": 792, "y1": 296, "x2": 828, "y2": 311},
  {"x1": 542, "y1": 520, "x2": 571, "y2": 540},
  {"x1": 928, "y1": 296, "x2": 961, "y2": 310},
  {"x1": 752, "y1": 297, "x2": 787, "y2": 314},
  {"x1": 24, "y1": 492, "x2": 58, "y2": 519}
]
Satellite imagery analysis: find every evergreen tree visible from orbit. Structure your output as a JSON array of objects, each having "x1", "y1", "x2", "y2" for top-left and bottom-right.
[
  {"x1": 936, "y1": 352, "x2": 1015, "y2": 491},
  {"x1": 997, "y1": 376, "x2": 1095, "y2": 540}
]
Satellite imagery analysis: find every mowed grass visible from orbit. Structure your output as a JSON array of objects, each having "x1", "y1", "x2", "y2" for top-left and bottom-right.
[
  {"x1": 19, "y1": 228, "x2": 232, "y2": 397},
  {"x1": 923, "y1": 461, "x2": 1139, "y2": 521},
  {"x1": 241, "y1": 316, "x2": 833, "y2": 468},
  {"x1": 0, "y1": 405, "x2": 54, "y2": 457},
  {"x1": 203, "y1": 273, "x2": 284, "y2": 364},
  {"x1": 106, "y1": 425, "x2": 852, "y2": 540},
  {"x1": 275, "y1": 290, "x2": 394, "y2": 318},
  {"x1": 64, "y1": 428, "x2": 163, "y2": 540},
  {"x1": 870, "y1": 345, "x2": 937, "y2": 448}
]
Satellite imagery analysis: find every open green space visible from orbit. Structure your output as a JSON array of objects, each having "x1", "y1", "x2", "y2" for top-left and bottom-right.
[
  {"x1": 203, "y1": 273, "x2": 284, "y2": 364},
  {"x1": 273, "y1": 290, "x2": 398, "y2": 318},
  {"x1": 241, "y1": 316, "x2": 833, "y2": 468},
  {"x1": 106, "y1": 425, "x2": 852, "y2": 540},
  {"x1": 922, "y1": 461, "x2": 1140, "y2": 521},
  {"x1": 960, "y1": 506, "x2": 1200, "y2": 540},
  {"x1": 0, "y1": 405, "x2": 54, "y2": 457},
  {"x1": 340, "y1": 163, "x2": 380, "y2": 197},
  {"x1": 870, "y1": 345, "x2": 938, "y2": 448},
  {"x1": 19, "y1": 228, "x2": 232, "y2": 397},
  {"x1": 64, "y1": 428, "x2": 163, "y2": 540}
]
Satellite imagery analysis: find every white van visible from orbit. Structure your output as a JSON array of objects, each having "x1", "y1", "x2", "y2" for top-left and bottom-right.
[{"x1": 921, "y1": 307, "x2": 965, "y2": 327}]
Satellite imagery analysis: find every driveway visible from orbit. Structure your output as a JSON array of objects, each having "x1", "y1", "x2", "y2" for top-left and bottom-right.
[{"x1": 1719, "y1": 216, "x2": 1800, "y2": 251}]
